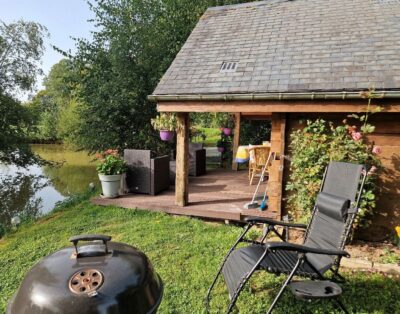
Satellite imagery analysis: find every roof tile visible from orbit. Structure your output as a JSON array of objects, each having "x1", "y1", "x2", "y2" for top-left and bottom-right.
[{"x1": 153, "y1": 0, "x2": 400, "y2": 95}]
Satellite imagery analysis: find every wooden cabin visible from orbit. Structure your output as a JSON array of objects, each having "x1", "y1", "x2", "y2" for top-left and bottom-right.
[{"x1": 149, "y1": 0, "x2": 400, "y2": 235}]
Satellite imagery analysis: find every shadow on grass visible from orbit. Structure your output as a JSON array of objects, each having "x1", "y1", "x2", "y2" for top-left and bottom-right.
[{"x1": 209, "y1": 271, "x2": 400, "y2": 313}]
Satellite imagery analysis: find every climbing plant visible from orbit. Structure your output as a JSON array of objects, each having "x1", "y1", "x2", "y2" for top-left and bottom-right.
[{"x1": 286, "y1": 90, "x2": 383, "y2": 228}]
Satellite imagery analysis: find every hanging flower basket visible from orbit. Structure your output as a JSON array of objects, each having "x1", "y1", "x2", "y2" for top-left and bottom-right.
[
  {"x1": 217, "y1": 146, "x2": 225, "y2": 153},
  {"x1": 223, "y1": 128, "x2": 232, "y2": 136},
  {"x1": 160, "y1": 130, "x2": 175, "y2": 142},
  {"x1": 151, "y1": 113, "x2": 177, "y2": 142}
]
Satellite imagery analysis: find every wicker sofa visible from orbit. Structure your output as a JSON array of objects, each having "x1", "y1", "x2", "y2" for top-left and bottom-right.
[
  {"x1": 169, "y1": 143, "x2": 206, "y2": 184},
  {"x1": 123, "y1": 149, "x2": 170, "y2": 195}
]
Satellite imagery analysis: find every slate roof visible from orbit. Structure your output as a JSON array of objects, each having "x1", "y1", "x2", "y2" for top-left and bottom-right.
[{"x1": 152, "y1": 0, "x2": 400, "y2": 96}]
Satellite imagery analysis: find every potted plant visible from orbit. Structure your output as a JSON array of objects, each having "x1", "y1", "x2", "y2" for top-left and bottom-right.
[
  {"x1": 216, "y1": 139, "x2": 225, "y2": 153},
  {"x1": 151, "y1": 113, "x2": 176, "y2": 141},
  {"x1": 215, "y1": 113, "x2": 234, "y2": 136},
  {"x1": 96, "y1": 149, "x2": 127, "y2": 198}
]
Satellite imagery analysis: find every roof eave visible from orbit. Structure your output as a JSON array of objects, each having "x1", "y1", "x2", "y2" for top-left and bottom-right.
[{"x1": 148, "y1": 90, "x2": 400, "y2": 102}]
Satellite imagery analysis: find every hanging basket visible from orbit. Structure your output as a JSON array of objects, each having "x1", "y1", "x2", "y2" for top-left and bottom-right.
[
  {"x1": 222, "y1": 128, "x2": 232, "y2": 136},
  {"x1": 160, "y1": 130, "x2": 174, "y2": 142}
]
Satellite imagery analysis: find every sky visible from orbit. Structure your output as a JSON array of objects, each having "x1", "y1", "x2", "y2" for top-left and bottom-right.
[{"x1": 0, "y1": 0, "x2": 95, "y2": 93}]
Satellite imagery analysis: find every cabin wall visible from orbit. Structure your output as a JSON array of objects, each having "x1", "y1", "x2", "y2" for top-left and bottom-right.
[{"x1": 283, "y1": 112, "x2": 400, "y2": 240}]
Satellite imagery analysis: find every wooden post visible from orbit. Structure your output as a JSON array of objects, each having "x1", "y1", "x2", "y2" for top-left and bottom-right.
[
  {"x1": 175, "y1": 112, "x2": 190, "y2": 206},
  {"x1": 268, "y1": 113, "x2": 286, "y2": 219},
  {"x1": 232, "y1": 113, "x2": 241, "y2": 171}
]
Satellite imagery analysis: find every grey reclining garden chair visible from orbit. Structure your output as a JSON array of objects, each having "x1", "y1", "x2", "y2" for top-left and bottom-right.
[{"x1": 206, "y1": 161, "x2": 366, "y2": 313}]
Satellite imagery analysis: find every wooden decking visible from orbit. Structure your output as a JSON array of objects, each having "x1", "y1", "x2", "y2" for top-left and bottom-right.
[{"x1": 93, "y1": 169, "x2": 278, "y2": 222}]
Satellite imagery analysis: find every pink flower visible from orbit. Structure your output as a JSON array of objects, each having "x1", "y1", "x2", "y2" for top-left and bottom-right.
[
  {"x1": 372, "y1": 146, "x2": 382, "y2": 155},
  {"x1": 351, "y1": 132, "x2": 362, "y2": 141},
  {"x1": 368, "y1": 166, "x2": 377, "y2": 175}
]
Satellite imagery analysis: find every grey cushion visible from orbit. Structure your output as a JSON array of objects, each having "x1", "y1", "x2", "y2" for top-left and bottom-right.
[{"x1": 316, "y1": 192, "x2": 350, "y2": 222}]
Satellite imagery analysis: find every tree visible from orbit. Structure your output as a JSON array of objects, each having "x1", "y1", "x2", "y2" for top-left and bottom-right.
[
  {"x1": 71, "y1": 0, "x2": 256, "y2": 154},
  {"x1": 0, "y1": 20, "x2": 47, "y2": 96},
  {"x1": 27, "y1": 59, "x2": 78, "y2": 142},
  {"x1": 0, "y1": 20, "x2": 47, "y2": 166}
]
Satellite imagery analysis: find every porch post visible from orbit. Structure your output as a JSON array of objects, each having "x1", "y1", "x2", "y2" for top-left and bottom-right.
[
  {"x1": 175, "y1": 112, "x2": 190, "y2": 206},
  {"x1": 269, "y1": 113, "x2": 286, "y2": 219},
  {"x1": 232, "y1": 113, "x2": 241, "y2": 171}
]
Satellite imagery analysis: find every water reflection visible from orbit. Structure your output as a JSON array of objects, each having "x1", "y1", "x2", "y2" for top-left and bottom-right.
[{"x1": 0, "y1": 145, "x2": 99, "y2": 227}]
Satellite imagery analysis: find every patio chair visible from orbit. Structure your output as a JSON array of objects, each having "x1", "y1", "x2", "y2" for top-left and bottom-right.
[
  {"x1": 206, "y1": 161, "x2": 366, "y2": 313},
  {"x1": 248, "y1": 146, "x2": 271, "y2": 185}
]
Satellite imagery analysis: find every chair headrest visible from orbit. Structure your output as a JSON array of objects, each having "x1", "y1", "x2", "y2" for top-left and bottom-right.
[{"x1": 316, "y1": 192, "x2": 351, "y2": 222}]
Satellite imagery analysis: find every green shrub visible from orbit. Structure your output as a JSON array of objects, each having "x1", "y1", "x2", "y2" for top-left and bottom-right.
[{"x1": 286, "y1": 116, "x2": 382, "y2": 228}]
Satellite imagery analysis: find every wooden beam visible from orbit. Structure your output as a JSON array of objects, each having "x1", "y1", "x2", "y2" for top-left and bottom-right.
[
  {"x1": 158, "y1": 99, "x2": 400, "y2": 113},
  {"x1": 268, "y1": 113, "x2": 286, "y2": 220},
  {"x1": 232, "y1": 113, "x2": 241, "y2": 171},
  {"x1": 175, "y1": 113, "x2": 189, "y2": 206}
]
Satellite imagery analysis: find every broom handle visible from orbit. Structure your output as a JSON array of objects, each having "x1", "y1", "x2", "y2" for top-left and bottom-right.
[
  {"x1": 251, "y1": 152, "x2": 274, "y2": 203},
  {"x1": 262, "y1": 152, "x2": 275, "y2": 202}
]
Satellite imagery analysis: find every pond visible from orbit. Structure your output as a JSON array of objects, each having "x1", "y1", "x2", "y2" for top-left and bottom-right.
[{"x1": 0, "y1": 145, "x2": 99, "y2": 228}]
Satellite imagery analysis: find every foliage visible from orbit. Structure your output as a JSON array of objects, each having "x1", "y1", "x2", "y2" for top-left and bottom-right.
[
  {"x1": 69, "y1": 1, "x2": 256, "y2": 154},
  {"x1": 0, "y1": 20, "x2": 47, "y2": 96},
  {"x1": 378, "y1": 248, "x2": 400, "y2": 265},
  {"x1": 0, "y1": 20, "x2": 47, "y2": 166},
  {"x1": 57, "y1": 98, "x2": 83, "y2": 146},
  {"x1": 95, "y1": 149, "x2": 127, "y2": 175},
  {"x1": 286, "y1": 116, "x2": 382, "y2": 228},
  {"x1": 151, "y1": 113, "x2": 176, "y2": 131},
  {"x1": 0, "y1": 94, "x2": 40, "y2": 166},
  {"x1": 191, "y1": 113, "x2": 216, "y2": 127},
  {"x1": 214, "y1": 112, "x2": 234, "y2": 128},
  {"x1": 27, "y1": 59, "x2": 78, "y2": 142},
  {"x1": 240, "y1": 119, "x2": 271, "y2": 145},
  {"x1": 217, "y1": 132, "x2": 233, "y2": 165},
  {"x1": 1, "y1": 202, "x2": 399, "y2": 313}
]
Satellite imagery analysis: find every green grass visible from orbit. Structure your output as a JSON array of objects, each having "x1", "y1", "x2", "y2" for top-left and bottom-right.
[
  {"x1": 193, "y1": 127, "x2": 221, "y2": 147},
  {"x1": 1, "y1": 202, "x2": 399, "y2": 313}
]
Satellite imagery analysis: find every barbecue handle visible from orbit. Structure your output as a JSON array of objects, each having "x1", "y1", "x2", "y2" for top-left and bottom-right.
[{"x1": 69, "y1": 234, "x2": 112, "y2": 255}]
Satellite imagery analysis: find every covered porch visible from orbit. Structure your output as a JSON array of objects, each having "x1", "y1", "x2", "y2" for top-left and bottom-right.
[
  {"x1": 165, "y1": 110, "x2": 286, "y2": 221},
  {"x1": 93, "y1": 167, "x2": 277, "y2": 222}
]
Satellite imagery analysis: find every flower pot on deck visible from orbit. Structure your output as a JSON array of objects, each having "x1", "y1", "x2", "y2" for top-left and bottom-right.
[
  {"x1": 99, "y1": 174, "x2": 122, "y2": 198},
  {"x1": 160, "y1": 130, "x2": 174, "y2": 142},
  {"x1": 222, "y1": 128, "x2": 232, "y2": 136}
]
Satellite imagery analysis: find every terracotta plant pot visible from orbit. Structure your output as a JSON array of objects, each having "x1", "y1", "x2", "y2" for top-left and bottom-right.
[
  {"x1": 217, "y1": 147, "x2": 225, "y2": 153},
  {"x1": 223, "y1": 128, "x2": 232, "y2": 136},
  {"x1": 98, "y1": 174, "x2": 122, "y2": 198},
  {"x1": 160, "y1": 130, "x2": 174, "y2": 142}
]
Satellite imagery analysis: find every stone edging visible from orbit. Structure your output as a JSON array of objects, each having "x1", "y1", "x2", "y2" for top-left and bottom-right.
[{"x1": 341, "y1": 258, "x2": 400, "y2": 275}]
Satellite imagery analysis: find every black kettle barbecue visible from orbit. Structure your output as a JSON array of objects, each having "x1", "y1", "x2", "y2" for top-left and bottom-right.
[{"x1": 7, "y1": 235, "x2": 163, "y2": 314}]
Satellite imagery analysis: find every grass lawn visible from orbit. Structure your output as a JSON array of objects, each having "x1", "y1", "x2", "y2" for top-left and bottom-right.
[
  {"x1": 1, "y1": 201, "x2": 399, "y2": 313},
  {"x1": 193, "y1": 127, "x2": 221, "y2": 147}
]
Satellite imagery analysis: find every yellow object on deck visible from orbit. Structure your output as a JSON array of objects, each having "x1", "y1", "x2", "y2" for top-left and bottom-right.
[{"x1": 235, "y1": 146, "x2": 250, "y2": 164}]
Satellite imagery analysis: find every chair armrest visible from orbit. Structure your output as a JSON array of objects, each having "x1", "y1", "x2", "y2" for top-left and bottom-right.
[
  {"x1": 265, "y1": 242, "x2": 350, "y2": 257},
  {"x1": 244, "y1": 217, "x2": 307, "y2": 229}
]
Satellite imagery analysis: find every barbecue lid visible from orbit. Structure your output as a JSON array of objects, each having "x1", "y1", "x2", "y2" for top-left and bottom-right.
[{"x1": 7, "y1": 235, "x2": 163, "y2": 314}]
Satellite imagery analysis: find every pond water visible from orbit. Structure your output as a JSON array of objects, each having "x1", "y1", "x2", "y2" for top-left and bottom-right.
[{"x1": 0, "y1": 145, "x2": 99, "y2": 227}]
